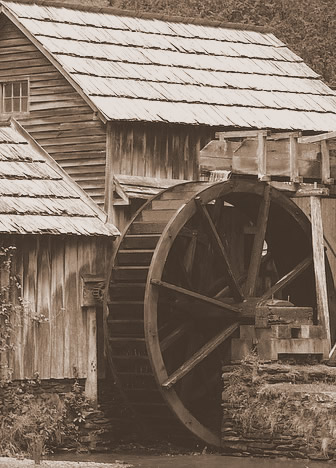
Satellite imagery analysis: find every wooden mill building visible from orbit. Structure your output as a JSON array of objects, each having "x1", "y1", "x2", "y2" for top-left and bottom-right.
[
  {"x1": 1, "y1": 0, "x2": 336, "y2": 447},
  {"x1": 0, "y1": 118, "x2": 118, "y2": 397},
  {"x1": 1, "y1": 0, "x2": 336, "y2": 229}
]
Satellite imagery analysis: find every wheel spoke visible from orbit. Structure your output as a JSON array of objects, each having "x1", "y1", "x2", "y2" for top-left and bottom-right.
[
  {"x1": 177, "y1": 256, "x2": 193, "y2": 290},
  {"x1": 161, "y1": 322, "x2": 239, "y2": 389},
  {"x1": 161, "y1": 322, "x2": 190, "y2": 352},
  {"x1": 184, "y1": 231, "x2": 198, "y2": 276},
  {"x1": 260, "y1": 256, "x2": 312, "y2": 302},
  {"x1": 151, "y1": 279, "x2": 241, "y2": 315},
  {"x1": 194, "y1": 197, "x2": 244, "y2": 302},
  {"x1": 245, "y1": 185, "x2": 271, "y2": 297},
  {"x1": 212, "y1": 197, "x2": 224, "y2": 228}
]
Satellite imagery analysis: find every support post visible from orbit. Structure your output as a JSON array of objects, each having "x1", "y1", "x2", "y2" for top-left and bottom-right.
[
  {"x1": 310, "y1": 196, "x2": 331, "y2": 349},
  {"x1": 321, "y1": 140, "x2": 334, "y2": 185},
  {"x1": 85, "y1": 306, "x2": 98, "y2": 406},
  {"x1": 289, "y1": 134, "x2": 301, "y2": 183},
  {"x1": 81, "y1": 274, "x2": 105, "y2": 406},
  {"x1": 257, "y1": 132, "x2": 269, "y2": 181}
]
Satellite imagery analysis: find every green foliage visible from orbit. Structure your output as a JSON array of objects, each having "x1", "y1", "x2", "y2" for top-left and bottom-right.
[
  {"x1": 0, "y1": 246, "x2": 90, "y2": 458},
  {"x1": 0, "y1": 378, "x2": 90, "y2": 457}
]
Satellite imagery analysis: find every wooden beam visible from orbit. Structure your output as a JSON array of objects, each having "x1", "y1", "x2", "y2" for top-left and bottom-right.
[
  {"x1": 214, "y1": 273, "x2": 247, "y2": 299},
  {"x1": 260, "y1": 256, "x2": 312, "y2": 302},
  {"x1": 298, "y1": 131, "x2": 336, "y2": 144},
  {"x1": 294, "y1": 187, "x2": 330, "y2": 197},
  {"x1": 151, "y1": 279, "x2": 241, "y2": 315},
  {"x1": 310, "y1": 196, "x2": 331, "y2": 348},
  {"x1": 161, "y1": 323, "x2": 189, "y2": 352},
  {"x1": 321, "y1": 140, "x2": 334, "y2": 185},
  {"x1": 161, "y1": 323, "x2": 239, "y2": 389},
  {"x1": 216, "y1": 130, "x2": 268, "y2": 139},
  {"x1": 194, "y1": 197, "x2": 244, "y2": 302},
  {"x1": 245, "y1": 185, "x2": 271, "y2": 296},
  {"x1": 269, "y1": 131, "x2": 301, "y2": 140}
]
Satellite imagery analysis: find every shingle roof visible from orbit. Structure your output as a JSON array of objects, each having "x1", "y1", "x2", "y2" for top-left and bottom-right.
[
  {"x1": 2, "y1": 0, "x2": 336, "y2": 131},
  {"x1": 0, "y1": 119, "x2": 119, "y2": 236}
]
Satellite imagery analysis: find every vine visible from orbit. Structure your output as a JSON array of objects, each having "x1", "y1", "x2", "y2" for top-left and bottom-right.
[{"x1": 0, "y1": 246, "x2": 90, "y2": 459}]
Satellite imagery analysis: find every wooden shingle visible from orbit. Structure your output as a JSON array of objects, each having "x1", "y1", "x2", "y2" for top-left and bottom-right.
[
  {"x1": 0, "y1": 118, "x2": 119, "y2": 236},
  {"x1": 1, "y1": 0, "x2": 336, "y2": 131}
]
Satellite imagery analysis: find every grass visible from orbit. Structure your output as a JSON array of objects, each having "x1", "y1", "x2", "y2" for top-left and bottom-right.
[{"x1": 223, "y1": 354, "x2": 336, "y2": 457}]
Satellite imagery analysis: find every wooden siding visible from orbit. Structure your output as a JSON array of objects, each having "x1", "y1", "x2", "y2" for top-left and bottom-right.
[
  {"x1": 0, "y1": 18, "x2": 107, "y2": 207},
  {"x1": 106, "y1": 121, "x2": 213, "y2": 229},
  {"x1": 6, "y1": 234, "x2": 113, "y2": 380}
]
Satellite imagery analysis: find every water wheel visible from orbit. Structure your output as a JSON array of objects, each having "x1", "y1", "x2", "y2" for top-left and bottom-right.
[{"x1": 106, "y1": 178, "x2": 335, "y2": 447}]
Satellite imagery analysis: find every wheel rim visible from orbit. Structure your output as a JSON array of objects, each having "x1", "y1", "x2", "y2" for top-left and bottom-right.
[{"x1": 108, "y1": 178, "x2": 335, "y2": 446}]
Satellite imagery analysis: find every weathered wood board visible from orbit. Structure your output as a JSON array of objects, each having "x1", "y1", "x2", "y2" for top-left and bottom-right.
[
  {"x1": 200, "y1": 137, "x2": 327, "y2": 180},
  {"x1": 0, "y1": 18, "x2": 107, "y2": 208},
  {"x1": 5, "y1": 234, "x2": 113, "y2": 380}
]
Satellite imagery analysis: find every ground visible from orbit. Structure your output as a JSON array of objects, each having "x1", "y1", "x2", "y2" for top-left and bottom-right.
[{"x1": 0, "y1": 459, "x2": 132, "y2": 468}]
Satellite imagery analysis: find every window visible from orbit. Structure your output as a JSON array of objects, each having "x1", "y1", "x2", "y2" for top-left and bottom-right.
[{"x1": 1, "y1": 80, "x2": 28, "y2": 114}]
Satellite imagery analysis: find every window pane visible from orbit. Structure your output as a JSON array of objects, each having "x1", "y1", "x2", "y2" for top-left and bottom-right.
[
  {"x1": 13, "y1": 97, "x2": 20, "y2": 112},
  {"x1": 21, "y1": 81, "x2": 28, "y2": 97},
  {"x1": 4, "y1": 98, "x2": 12, "y2": 113},
  {"x1": 4, "y1": 83, "x2": 12, "y2": 98},
  {"x1": 13, "y1": 82, "x2": 20, "y2": 97},
  {"x1": 2, "y1": 81, "x2": 29, "y2": 114},
  {"x1": 21, "y1": 97, "x2": 28, "y2": 112}
]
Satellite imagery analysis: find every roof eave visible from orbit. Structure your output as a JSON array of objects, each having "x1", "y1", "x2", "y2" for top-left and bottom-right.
[{"x1": 10, "y1": 118, "x2": 114, "y2": 227}]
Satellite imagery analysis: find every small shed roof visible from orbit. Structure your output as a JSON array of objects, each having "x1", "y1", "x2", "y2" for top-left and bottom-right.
[
  {"x1": 1, "y1": 1, "x2": 336, "y2": 131},
  {"x1": 0, "y1": 119, "x2": 119, "y2": 236},
  {"x1": 113, "y1": 174, "x2": 187, "y2": 204}
]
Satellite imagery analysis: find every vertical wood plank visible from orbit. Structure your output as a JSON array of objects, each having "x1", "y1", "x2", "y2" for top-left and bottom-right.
[
  {"x1": 257, "y1": 132, "x2": 268, "y2": 181},
  {"x1": 64, "y1": 237, "x2": 79, "y2": 378},
  {"x1": 24, "y1": 237, "x2": 37, "y2": 379},
  {"x1": 183, "y1": 133, "x2": 189, "y2": 180},
  {"x1": 11, "y1": 239, "x2": 24, "y2": 380},
  {"x1": 142, "y1": 129, "x2": 147, "y2": 176},
  {"x1": 245, "y1": 185, "x2": 271, "y2": 296},
  {"x1": 289, "y1": 134, "x2": 300, "y2": 182},
  {"x1": 50, "y1": 237, "x2": 65, "y2": 378},
  {"x1": 85, "y1": 305, "x2": 97, "y2": 404},
  {"x1": 310, "y1": 196, "x2": 331, "y2": 348},
  {"x1": 78, "y1": 238, "x2": 95, "y2": 378},
  {"x1": 321, "y1": 140, "x2": 332, "y2": 184},
  {"x1": 166, "y1": 130, "x2": 173, "y2": 179},
  {"x1": 36, "y1": 236, "x2": 52, "y2": 379},
  {"x1": 153, "y1": 133, "x2": 160, "y2": 178},
  {"x1": 194, "y1": 132, "x2": 201, "y2": 181},
  {"x1": 105, "y1": 122, "x2": 114, "y2": 222}
]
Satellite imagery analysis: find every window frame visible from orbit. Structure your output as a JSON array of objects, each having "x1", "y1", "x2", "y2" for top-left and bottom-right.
[{"x1": 0, "y1": 77, "x2": 30, "y2": 116}]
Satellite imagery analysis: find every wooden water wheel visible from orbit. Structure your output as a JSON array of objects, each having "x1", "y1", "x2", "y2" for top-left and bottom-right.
[{"x1": 106, "y1": 177, "x2": 335, "y2": 447}]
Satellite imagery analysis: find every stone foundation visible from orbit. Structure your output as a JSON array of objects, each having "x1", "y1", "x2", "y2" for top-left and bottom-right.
[{"x1": 222, "y1": 362, "x2": 336, "y2": 460}]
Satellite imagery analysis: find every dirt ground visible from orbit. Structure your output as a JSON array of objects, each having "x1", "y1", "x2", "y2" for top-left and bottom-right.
[{"x1": 0, "y1": 458, "x2": 133, "y2": 468}]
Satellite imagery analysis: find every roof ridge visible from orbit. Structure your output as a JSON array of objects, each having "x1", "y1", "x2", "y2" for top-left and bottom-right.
[{"x1": 0, "y1": 0, "x2": 274, "y2": 34}]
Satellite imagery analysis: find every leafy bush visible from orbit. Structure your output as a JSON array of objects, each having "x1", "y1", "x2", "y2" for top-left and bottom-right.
[
  {"x1": 0, "y1": 246, "x2": 91, "y2": 459},
  {"x1": 0, "y1": 378, "x2": 90, "y2": 458}
]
